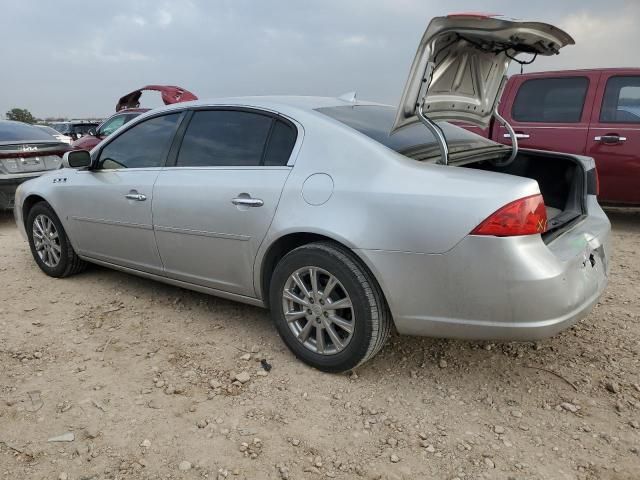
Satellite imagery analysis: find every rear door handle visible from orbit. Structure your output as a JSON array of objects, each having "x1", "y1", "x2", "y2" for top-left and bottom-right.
[
  {"x1": 125, "y1": 193, "x2": 147, "y2": 201},
  {"x1": 231, "y1": 197, "x2": 264, "y2": 207},
  {"x1": 595, "y1": 135, "x2": 626, "y2": 144},
  {"x1": 504, "y1": 133, "x2": 530, "y2": 139}
]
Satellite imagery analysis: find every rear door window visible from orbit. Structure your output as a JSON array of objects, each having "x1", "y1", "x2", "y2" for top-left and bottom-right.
[
  {"x1": 512, "y1": 77, "x2": 589, "y2": 123},
  {"x1": 263, "y1": 120, "x2": 297, "y2": 166},
  {"x1": 600, "y1": 76, "x2": 640, "y2": 123},
  {"x1": 176, "y1": 110, "x2": 288, "y2": 167}
]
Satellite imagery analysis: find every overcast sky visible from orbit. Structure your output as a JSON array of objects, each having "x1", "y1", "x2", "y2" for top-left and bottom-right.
[{"x1": 2, "y1": 0, "x2": 639, "y2": 118}]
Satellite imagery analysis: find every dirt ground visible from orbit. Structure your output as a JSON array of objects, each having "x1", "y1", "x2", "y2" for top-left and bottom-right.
[{"x1": 0, "y1": 209, "x2": 638, "y2": 480}]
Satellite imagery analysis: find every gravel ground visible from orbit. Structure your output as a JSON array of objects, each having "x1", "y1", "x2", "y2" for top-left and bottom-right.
[{"x1": 0, "y1": 209, "x2": 638, "y2": 480}]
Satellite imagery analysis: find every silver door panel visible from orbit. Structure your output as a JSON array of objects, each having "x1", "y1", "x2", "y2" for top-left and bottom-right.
[
  {"x1": 64, "y1": 169, "x2": 163, "y2": 273},
  {"x1": 153, "y1": 167, "x2": 290, "y2": 296}
]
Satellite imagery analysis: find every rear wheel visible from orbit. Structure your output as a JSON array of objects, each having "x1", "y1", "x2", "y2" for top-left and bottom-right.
[
  {"x1": 269, "y1": 242, "x2": 391, "y2": 372},
  {"x1": 26, "y1": 202, "x2": 86, "y2": 278}
]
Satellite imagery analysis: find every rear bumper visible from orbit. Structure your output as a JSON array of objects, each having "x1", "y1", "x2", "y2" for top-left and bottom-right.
[
  {"x1": 0, "y1": 173, "x2": 43, "y2": 210},
  {"x1": 356, "y1": 196, "x2": 610, "y2": 341}
]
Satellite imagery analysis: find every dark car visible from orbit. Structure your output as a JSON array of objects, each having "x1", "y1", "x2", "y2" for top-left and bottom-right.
[
  {"x1": 50, "y1": 121, "x2": 100, "y2": 141},
  {"x1": 72, "y1": 85, "x2": 198, "y2": 151},
  {"x1": 0, "y1": 121, "x2": 70, "y2": 209}
]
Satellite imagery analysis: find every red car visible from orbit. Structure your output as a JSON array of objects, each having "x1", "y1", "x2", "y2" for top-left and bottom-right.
[
  {"x1": 72, "y1": 108, "x2": 148, "y2": 151},
  {"x1": 462, "y1": 68, "x2": 640, "y2": 205},
  {"x1": 72, "y1": 85, "x2": 197, "y2": 151}
]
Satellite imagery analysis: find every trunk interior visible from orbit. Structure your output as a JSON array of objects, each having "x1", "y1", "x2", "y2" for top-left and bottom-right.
[{"x1": 462, "y1": 150, "x2": 586, "y2": 241}]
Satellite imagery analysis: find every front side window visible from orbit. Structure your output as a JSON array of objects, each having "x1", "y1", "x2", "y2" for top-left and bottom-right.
[
  {"x1": 600, "y1": 76, "x2": 640, "y2": 123},
  {"x1": 176, "y1": 110, "x2": 273, "y2": 167},
  {"x1": 512, "y1": 77, "x2": 589, "y2": 123},
  {"x1": 98, "y1": 113, "x2": 181, "y2": 169}
]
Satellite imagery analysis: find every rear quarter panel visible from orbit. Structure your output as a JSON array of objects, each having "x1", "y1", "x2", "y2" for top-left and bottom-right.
[{"x1": 254, "y1": 110, "x2": 540, "y2": 296}]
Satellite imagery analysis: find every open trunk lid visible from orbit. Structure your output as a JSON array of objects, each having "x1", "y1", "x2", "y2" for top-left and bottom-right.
[
  {"x1": 116, "y1": 85, "x2": 198, "y2": 112},
  {"x1": 393, "y1": 14, "x2": 574, "y2": 132}
]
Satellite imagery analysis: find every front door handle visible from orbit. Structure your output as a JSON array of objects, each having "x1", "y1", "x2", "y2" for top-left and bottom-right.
[
  {"x1": 595, "y1": 134, "x2": 627, "y2": 144},
  {"x1": 125, "y1": 193, "x2": 147, "y2": 201},
  {"x1": 504, "y1": 133, "x2": 530, "y2": 139},
  {"x1": 232, "y1": 196, "x2": 264, "y2": 207}
]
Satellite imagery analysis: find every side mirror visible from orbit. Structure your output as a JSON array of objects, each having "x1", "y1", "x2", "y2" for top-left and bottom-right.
[
  {"x1": 88, "y1": 128, "x2": 97, "y2": 136},
  {"x1": 63, "y1": 150, "x2": 92, "y2": 169}
]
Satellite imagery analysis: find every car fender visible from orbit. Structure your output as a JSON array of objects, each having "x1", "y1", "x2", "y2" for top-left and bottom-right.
[{"x1": 16, "y1": 170, "x2": 82, "y2": 250}]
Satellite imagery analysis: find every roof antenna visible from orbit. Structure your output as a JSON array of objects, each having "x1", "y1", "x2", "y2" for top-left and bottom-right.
[{"x1": 338, "y1": 91, "x2": 357, "y2": 103}]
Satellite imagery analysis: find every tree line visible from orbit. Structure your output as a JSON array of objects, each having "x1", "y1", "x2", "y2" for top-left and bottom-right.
[{"x1": 4, "y1": 108, "x2": 96, "y2": 124}]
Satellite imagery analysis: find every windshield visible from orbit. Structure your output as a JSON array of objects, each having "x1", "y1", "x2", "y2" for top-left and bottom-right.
[
  {"x1": 51, "y1": 123, "x2": 70, "y2": 134},
  {"x1": 315, "y1": 105, "x2": 500, "y2": 160},
  {"x1": 73, "y1": 123, "x2": 98, "y2": 135},
  {"x1": 0, "y1": 121, "x2": 60, "y2": 142},
  {"x1": 99, "y1": 113, "x2": 139, "y2": 136}
]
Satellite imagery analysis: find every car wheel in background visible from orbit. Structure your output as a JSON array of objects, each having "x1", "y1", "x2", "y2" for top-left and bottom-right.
[
  {"x1": 269, "y1": 242, "x2": 392, "y2": 372},
  {"x1": 26, "y1": 202, "x2": 86, "y2": 278}
]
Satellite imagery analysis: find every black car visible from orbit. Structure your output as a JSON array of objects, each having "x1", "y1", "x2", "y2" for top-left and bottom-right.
[{"x1": 0, "y1": 121, "x2": 70, "y2": 209}]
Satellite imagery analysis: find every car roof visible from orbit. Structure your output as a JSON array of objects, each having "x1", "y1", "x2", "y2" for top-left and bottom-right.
[
  {"x1": 53, "y1": 120, "x2": 99, "y2": 125},
  {"x1": 512, "y1": 67, "x2": 640, "y2": 77},
  {"x1": 112, "y1": 108, "x2": 149, "y2": 114},
  {"x1": 147, "y1": 95, "x2": 388, "y2": 115}
]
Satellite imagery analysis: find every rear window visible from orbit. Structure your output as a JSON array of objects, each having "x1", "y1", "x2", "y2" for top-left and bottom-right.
[
  {"x1": 316, "y1": 105, "x2": 497, "y2": 160},
  {"x1": 36, "y1": 125, "x2": 62, "y2": 136},
  {"x1": 512, "y1": 77, "x2": 589, "y2": 123},
  {"x1": 0, "y1": 121, "x2": 59, "y2": 142},
  {"x1": 51, "y1": 123, "x2": 70, "y2": 134}
]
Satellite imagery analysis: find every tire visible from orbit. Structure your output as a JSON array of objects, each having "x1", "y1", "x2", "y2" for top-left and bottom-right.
[
  {"x1": 26, "y1": 202, "x2": 86, "y2": 278},
  {"x1": 269, "y1": 242, "x2": 392, "y2": 372}
]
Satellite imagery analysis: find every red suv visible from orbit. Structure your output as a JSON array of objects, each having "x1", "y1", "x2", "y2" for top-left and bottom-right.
[
  {"x1": 72, "y1": 109, "x2": 147, "y2": 151},
  {"x1": 463, "y1": 68, "x2": 640, "y2": 206}
]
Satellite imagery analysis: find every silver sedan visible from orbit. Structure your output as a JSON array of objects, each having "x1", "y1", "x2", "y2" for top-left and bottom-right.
[{"x1": 14, "y1": 15, "x2": 609, "y2": 372}]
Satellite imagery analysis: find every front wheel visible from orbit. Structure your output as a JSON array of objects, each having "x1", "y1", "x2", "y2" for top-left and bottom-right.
[
  {"x1": 269, "y1": 242, "x2": 391, "y2": 372},
  {"x1": 26, "y1": 202, "x2": 86, "y2": 278}
]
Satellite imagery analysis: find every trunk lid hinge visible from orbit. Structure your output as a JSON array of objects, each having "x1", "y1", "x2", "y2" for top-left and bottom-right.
[
  {"x1": 491, "y1": 75, "x2": 518, "y2": 166},
  {"x1": 415, "y1": 62, "x2": 449, "y2": 165},
  {"x1": 492, "y1": 107, "x2": 518, "y2": 166}
]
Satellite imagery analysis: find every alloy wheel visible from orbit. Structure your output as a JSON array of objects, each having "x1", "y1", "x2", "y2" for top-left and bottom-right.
[
  {"x1": 281, "y1": 266, "x2": 355, "y2": 355},
  {"x1": 32, "y1": 214, "x2": 62, "y2": 268}
]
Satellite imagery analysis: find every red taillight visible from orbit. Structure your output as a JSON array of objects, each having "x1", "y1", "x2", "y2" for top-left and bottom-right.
[{"x1": 471, "y1": 194, "x2": 547, "y2": 237}]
